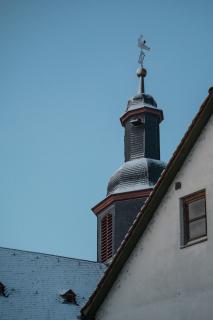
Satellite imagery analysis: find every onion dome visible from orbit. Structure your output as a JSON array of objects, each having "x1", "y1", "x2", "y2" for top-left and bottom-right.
[{"x1": 107, "y1": 157, "x2": 165, "y2": 196}]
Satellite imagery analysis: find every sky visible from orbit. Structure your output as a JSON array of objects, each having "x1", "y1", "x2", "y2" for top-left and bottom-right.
[{"x1": 0, "y1": 0, "x2": 212, "y2": 261}]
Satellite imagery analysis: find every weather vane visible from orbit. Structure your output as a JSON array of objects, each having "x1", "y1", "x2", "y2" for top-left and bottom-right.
[{"x1": 138, "y1": 35, "x2": 150, "y2": 67}]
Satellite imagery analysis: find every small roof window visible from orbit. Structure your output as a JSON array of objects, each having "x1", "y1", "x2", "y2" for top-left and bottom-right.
[
  {"x1": 60, "y1": 289, "x2": 78, "y2": 305},
  {"x1": 0, "y1": 282, "x2": 7, "y2": 297},
  {"x1": 130, "y1": 118, "x2": 143, "y2": 126}
]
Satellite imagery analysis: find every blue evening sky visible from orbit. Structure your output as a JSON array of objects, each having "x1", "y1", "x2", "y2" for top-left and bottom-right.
[{"x1": 0, "y1": 0, "x2": 212, "y2": 260}]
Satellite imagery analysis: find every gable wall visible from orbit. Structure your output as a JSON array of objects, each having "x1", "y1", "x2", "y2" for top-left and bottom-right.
[{"x1": 96, "y1": 113, "x2": 213, "y2": 320}]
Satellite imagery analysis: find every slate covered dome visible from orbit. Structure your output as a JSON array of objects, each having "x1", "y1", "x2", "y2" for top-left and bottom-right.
[{"x1": 107, "y1": 158, "x2": 166, "y2": 195}]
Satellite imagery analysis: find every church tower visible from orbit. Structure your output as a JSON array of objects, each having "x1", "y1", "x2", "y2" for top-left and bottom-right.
[{"x1": 93, "y1": 37, "x2": 166, "y2": 263}]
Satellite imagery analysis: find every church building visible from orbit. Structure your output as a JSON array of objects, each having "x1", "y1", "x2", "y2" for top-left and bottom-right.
[{"x1": 81, "y1": 85, "x2": 213, "y2": 319}]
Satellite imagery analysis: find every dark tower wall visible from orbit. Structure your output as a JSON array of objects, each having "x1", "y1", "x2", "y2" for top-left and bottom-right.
[
  {"x1": 124, "y1": 115, "x2": 145, "y2": 161},
  {"x1": 144, "y1": 113, "x2": 160, "y2": 160},
  {"x1": 96, "y1": 197, "x2": 147, "y2": 262},
  {"x1": 124, "y1": 113, "x2": 161, "y2": 162},
  {"x1": 113, "y1": 197, "x2": 147, "y2": 252}
]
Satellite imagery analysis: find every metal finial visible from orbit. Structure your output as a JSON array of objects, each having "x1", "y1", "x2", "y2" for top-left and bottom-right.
[{"x1": 138, "y1": 35, "x2": 150, "y2": 67}]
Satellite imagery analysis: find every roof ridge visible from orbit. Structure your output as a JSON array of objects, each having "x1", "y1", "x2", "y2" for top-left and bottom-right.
[{"x1": 0, "y1": 246, "x2": 103, "y2": 264}]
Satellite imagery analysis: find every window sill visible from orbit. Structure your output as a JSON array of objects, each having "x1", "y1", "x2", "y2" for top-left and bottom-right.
[{"x1": 180, "y1": 236, "x2": 207, "y2": 249}]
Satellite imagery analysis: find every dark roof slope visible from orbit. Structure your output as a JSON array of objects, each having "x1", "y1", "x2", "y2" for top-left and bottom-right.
[
  {"x1": 0, "y1": 247, "x2": 106, "y2": 320},
  {"x1": 81, "y1": 88, "x2": 213, "y2": 319}
]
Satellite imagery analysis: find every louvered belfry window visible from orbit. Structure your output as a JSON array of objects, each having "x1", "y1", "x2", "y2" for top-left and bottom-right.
[{"x1": 101, "y1": 213, "x2": 113, "y2": 262}]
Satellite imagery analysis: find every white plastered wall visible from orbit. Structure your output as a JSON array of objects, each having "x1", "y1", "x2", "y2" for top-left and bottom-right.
[{"x1": 96, "y1": 113, "x2": 213, "y2": 320}]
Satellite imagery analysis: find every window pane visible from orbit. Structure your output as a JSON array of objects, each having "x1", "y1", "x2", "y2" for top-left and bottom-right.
[
  {"x1": 188, "y1": 198, "x2": 205, "y2": 220},
  {"x1": 189, "y1": 218, "x2": 206, "y2": 241}
]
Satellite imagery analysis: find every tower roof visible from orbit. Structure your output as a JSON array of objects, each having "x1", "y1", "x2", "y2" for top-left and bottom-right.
[
  {"x1": 126, "y1": 93, "x2": 157, "y2": 112},
  {"x1": 107, "y1": 158, "x2": 166, "y2": 195}
]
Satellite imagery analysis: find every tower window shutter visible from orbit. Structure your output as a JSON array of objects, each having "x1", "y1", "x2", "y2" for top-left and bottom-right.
[{"x1": 101, "y1": 213, "x2": 113, "y2": 262}]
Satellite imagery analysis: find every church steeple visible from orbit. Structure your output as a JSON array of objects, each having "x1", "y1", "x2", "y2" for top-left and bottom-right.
[{"x1": 93, "y1": 37, "x2": 166, "y2": 263}]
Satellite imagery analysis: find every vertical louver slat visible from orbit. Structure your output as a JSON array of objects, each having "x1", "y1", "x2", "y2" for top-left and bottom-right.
[{"x1": 101, "y1": 213, "x2": 113, "y2": 262}]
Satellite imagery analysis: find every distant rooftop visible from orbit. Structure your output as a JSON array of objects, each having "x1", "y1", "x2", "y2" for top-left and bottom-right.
[{"x1": 0, "y1": 247, "x2": 106, "y2": 320}]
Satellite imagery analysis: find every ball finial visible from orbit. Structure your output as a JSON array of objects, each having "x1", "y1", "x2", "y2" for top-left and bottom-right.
[{"x1": 136, "y1": 67, "x2": 147, "y2": 78}]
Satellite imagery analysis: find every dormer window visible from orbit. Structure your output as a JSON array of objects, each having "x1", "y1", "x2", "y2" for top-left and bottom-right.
[
  {"x1": 0, "y1": 282, "x2": 6, "y2": 297},
  {"x1": 60, "y1": 289, "x2": 78, "y2": 305}
]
